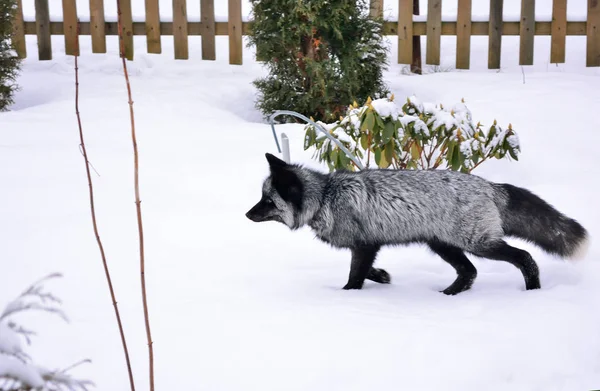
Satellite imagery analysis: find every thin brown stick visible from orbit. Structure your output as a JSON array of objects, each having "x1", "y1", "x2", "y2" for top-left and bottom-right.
[
  {"x1": 400, "y1": 139, "x2": 415, "y2": 169},
  {"x1": 426, "y1": 138, "x2": 442, "y2": 168},
  {"x1": 366, "y1": 130, "x2": 372, "y2": 169},
  {"x1": 73, "y1": 22, "x2": 136, "y2": 391},
  {"x1": 115, "y1": 2, "x2": 155, "y2": 390},
  {"x1": 417, "y1": 142, "x2": 425, "y2": 168},
  {"x1": 60, "y1": 359, "x2": 92, "y2": 374},
  {"x1": 469, "y1": 157, "x2": 488, "y2": 172},
  {"x1": 432, "y1": 142, "x2": 449, "y2": 169}
]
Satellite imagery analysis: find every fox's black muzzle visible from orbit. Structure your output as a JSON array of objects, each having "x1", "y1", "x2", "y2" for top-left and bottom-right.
[
  {"x1": 245, "y1": 201, "x2": 267, "y2": 222},
  {"x1": 246, "y1": 196, "x2": 281, "y2": 223},
  {"x1": 245, "y1": 210, "x2": 263, "y2": 222}
]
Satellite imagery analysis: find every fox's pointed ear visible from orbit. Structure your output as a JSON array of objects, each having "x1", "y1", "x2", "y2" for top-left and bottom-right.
[{"x1": 265, "y1": 153, "x2": 288, "y2": 170}]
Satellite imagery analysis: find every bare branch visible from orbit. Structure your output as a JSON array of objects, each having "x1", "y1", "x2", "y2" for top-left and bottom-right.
[
  {"x1": 0, "y1": 273, "x2": 68, "y2": 324},
  {"x1": 72, "y1": 20, "x2": 136, "y2": 391},
  {"x1": 6, "y1": 322, "x2": 36, "y2": 346},
  {"x1": 115, "y1": 2, "x2": 155, "y2": 390},
  {"x1": 60, "y1": 359, "x2": 92, "y2": 374}
]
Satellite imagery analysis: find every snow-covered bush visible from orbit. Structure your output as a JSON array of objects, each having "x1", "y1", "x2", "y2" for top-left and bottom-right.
[
  {"x1": 303, "y1": 95, "x2": 520, "y2": 173},
  {"x1": 0, "y1": 0, "x2": 21, "y2": 111},
  {"x1": 0, "y1": 273, "x2": 93, "y2": 391}
]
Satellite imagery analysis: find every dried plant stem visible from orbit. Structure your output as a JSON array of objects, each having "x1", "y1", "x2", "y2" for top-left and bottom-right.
[
  {"x1": 432, "y1": 143, "x2": 449, "y2": 169},
  {"x1": 469, "y1": 157, "x2": 488, "y2": 172},
  {"x1": 115, "y1": 3, "x2": 155, "y2": 391},
  {"x1": 73, "y1": 22, "x2": 136, "y2": 391},
  {"x1": 366, "y1": 130, "x2": 372, "y2": 168}
]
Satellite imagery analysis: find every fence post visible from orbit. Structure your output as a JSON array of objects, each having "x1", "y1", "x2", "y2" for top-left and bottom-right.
[
  {"x1": 90, "y1": 0, "x2": 107, "y2": 53},
  {"x1": 550, "y1": 0, "x2": 567, "y2": 64},
  {"x1": 426, "y1": 0, "x2": 442, "y2": 65},
  {"x1": 228, "y1": 0, "x2": 243, "y2": 65},
  {"x1": 411, "y1": 0, "x2": 422, "y2": 73},
  {"x1": 398, "y1": 0, "x2": 413, "y2": 65},
  {"x1": 201, "y1": 0, "x2": 216, "y2": 60},
  {"x1": 62, "y1": 0, "x2": 79, "y2": 56},
  {"x1": 519, "y1": 0, "x2": 535, "y2": 65},
  {"x1": 144, "y1": 0, "x2": 161, "y2": 53},
  {"x1": 456, "y1": 0, "x2": 472, "y2": 69},
  {"x1": 488, "y1": 0, "x2": 503, "y2": 69},
  {"x1": 11, "y1": 0, "x2": 26, "y2": 58},
  {"x1": 370, "y1": 0, "x2": 383, "y2": 18},
  {"x1": 120, "y1": 0, "x2": 134, "y2": 60},
  {"x1": 34, "y1": 0, "x2": 51, "y2": 60},
  {"x1": 587, "y1": 0, "x2": 600, "y2": 67},
  {"x1": 173, "y1": 0, "x2": 189, "y2": 59}
]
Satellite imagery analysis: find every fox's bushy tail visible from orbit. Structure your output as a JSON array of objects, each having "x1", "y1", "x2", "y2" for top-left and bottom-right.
[{"x1": 495, "y1": 183, "x2": 589, "y2": 260}]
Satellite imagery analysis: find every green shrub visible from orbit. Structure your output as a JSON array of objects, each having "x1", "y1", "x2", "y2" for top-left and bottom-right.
[
  {"x1": 303, "y1": 95, "x2": 521, "y2": 173},
  {"x1": 248, "y1": 0, "x2": 389, "y2": 123},
  {"x1": 0, "y1": 0, "x2": 21, "y2": 111}
]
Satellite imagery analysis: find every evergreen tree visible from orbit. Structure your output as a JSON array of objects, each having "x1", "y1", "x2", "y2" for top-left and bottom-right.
[
  {"x1": 248, "y1": 0, "x2": 389, "y2": 123},
  {"x1": 0, "y1": 0, "x2": 21, "y2": 111}
]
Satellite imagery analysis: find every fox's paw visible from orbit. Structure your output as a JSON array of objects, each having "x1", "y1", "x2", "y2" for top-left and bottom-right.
[
  {"x1": 366, "y1": 268, "x2": 391, "y2": 284},
  {"x1": 342, "y1": 280, "x2": 365, "y2": 290},
  {"x1": 525, "y1": 280, "x2": 541, "y2": 290},
  {"x1": 440, "y1": 281, "x2": 473, "y2": 295},
  {"x1": 440, "y1": 286, "x2": 466, "y2": 295}
]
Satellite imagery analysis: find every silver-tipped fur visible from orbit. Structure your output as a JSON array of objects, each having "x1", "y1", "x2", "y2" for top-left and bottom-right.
[{"x1": 246, "y1": 153, "x2": 589, "y2": 294}]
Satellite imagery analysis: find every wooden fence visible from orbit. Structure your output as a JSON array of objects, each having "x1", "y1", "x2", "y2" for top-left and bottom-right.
[{"x1": 10, "y1": 0, "x2": 600, "y2": 68}]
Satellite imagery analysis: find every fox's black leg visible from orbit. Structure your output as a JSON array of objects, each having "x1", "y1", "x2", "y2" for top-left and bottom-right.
[
  {"x1": 366, "y1": 267, "x2": 391, "y2": 284},
  {"x1": 473, "y1": 241, "x2": 541, "y2": 290},
  {"x1": 343, "y1": 246, "x2": 380, "y2": 290},
  {"x1": 428, "y1": 241, "x2": 477, "y2": 295}
]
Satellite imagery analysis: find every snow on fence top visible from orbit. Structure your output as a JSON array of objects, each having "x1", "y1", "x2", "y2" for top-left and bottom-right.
[
  {"x1": 19, "y1": 0, "x2": 590, "y2": 22},
  {"x1": 13, "y1": 0, "x2": 600, "y2": 68}
]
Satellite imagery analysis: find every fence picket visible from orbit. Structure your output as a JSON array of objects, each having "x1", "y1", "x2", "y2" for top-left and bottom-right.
[
  {"x1": 62, "y1": 0, "x2": 79, "y2": 56},
  {"x1": 519, "y1": 0, "x2": 535, "y2": 65},
  {"x1": 90, "y1": 0, "x2": 106, "y2": 53},
  {"x1": 426, "y1": 0, "x2": 442, "y2": 65},
  {"x1": 201, "y1": 0, "x2": 216, "y2": 60},
  {"x1": 118, "y1": 0, "x2": 134, "y2": 60},
  {"x1": 145, "y1": 0, "x2": 161, "y2": 53},
  {"x1": 173, "y1": 0, "x2": 189, "y2": 59},
  {"x1": 488, "y1": 0, "x2": 503, "y2": 69},
  {"x1": 228, "y1": 0, "x2": 242, "y2": 65},
  {"x1": 12, "y1": 0, "x2": 26, "y2": 58},
  {"x1": 587, "y1": 0, "x2": 600, "y2": 66},
  {"x1": 18, "y1": 0, "x2": 599, "y2": 68},
  {"x1": 456, "y1": 0, "x2": 471, "y2": 69},
  {"x1": 398, "y1": 0, "x2": 413, "y2": 64},
  {"x1": 34, "y1": 0, "x2": 51, "y2": 60}
]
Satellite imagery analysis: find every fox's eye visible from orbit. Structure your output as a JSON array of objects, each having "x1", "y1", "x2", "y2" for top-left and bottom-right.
[{"x1": 264, "y1": 198, "x2": 274, "y2": 205}]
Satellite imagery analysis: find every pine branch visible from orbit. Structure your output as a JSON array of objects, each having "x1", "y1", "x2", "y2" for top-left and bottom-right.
[
  {"x1": 115, "y1": 2, "x2": 155, "y2": 390},
  {"x1": 72, "y1": 21, "x2": 136, "y2": 391},
  {"x1": 0, "y1": 275, "x2": 95, "y2": 391},
  {"x1": 0, "y1": 273, "x2": 67, "y2": 323}
]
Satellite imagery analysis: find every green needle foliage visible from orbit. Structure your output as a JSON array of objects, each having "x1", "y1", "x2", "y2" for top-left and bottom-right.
[
  {"x1": 0, "y1": 0, "x2": 21, "y2": 111},
  {"x1": 248, "y1": 0, "x2": 390, "y2": 123}
]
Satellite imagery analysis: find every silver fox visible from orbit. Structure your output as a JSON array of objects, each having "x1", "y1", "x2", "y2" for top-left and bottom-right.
[{"x1": 246, "y1": 153, "x2": 589, "y2": 294}]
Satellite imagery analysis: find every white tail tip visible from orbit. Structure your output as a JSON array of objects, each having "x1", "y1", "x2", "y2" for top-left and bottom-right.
[{"x1": 568, "y1": 235, "x2": 590, "y2": 261}]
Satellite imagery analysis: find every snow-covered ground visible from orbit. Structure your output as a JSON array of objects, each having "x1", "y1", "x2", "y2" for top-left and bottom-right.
[{"x1": 2, "y1": 16, "x2": 600, "y2": 391}]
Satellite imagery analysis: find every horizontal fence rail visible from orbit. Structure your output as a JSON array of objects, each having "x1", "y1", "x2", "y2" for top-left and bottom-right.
[{"x1": 11, "y1": 0, "x2": 600, "y2": 68}]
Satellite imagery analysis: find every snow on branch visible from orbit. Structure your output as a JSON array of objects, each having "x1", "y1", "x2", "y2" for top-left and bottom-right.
[
  {"x1": 0, "y1": 274, "x2": 94, "y2": 391},
  {"x1": 304, "y1": 95, "x2": 520, "y2": 173}
]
